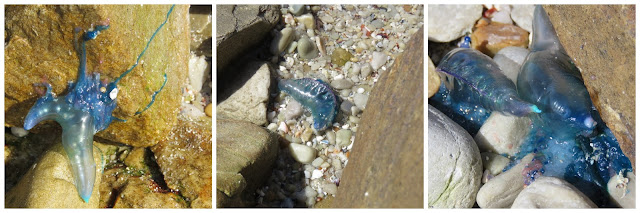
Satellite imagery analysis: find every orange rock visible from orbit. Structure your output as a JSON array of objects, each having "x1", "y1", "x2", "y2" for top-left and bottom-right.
[{"x1": 471, "y1": 22, "x2": 529, "y2": 57}]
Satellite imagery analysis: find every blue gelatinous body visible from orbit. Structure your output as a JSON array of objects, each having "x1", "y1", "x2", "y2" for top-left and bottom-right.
[
  {"x1": 23, "y1": 5, "x2": 175, "y2": 203},
  {"x1": 436, "y1": 48, "x2": 541, "y2": 117},
  {"x1": 278, "y1": 78, "x2": 339, "y2": 131}
]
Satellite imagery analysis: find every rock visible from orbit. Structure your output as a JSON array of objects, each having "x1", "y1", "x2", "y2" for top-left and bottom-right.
[
  {"x1": 511, "y1": 176, "x2": 597, "y2": 208},
  {"x1": 544, "y1": 5, "x2": 636, "y2": 171},
  {"x1": 4, "y1": 5, "x2": 190, "y2": 147},
  {"x1": 297, "y1": 13, "x2": 315, "y2": 30},
  {"x1": 289, "y1": 4, "x2": 305, "y2": 16},
  {"x1": 216, "y1": 119, "x2": 278, "y2": 207},
  {"x1": 123, "y1": 147, "x2": 148, "y2": 172},
  {"x1": 353, "y1": 93, "x2": 369, "y2": 110},
  {"x1": 370, "y1": 51, "x2": 387, "y2": 70},
  {"x1": 217, "y1": 62, "x2": 271, "y2": 126},
  {"x1": 5, "y1": 142, "x2": 103, "y2": 208},
  {"x1": 333, "y1": 27, "x2": 423, "y2": 208},
  {"x1": 326, "y1": 130, "x2": 336, "y2": 145},
  {"x1": 113, "y1": 178, "x2": 187, "y2": 208},
  {"x1": 330, "y1": 79, "x2": 354, "y2": 90},
  {"x1": 511, "y1": 5, "x2": 535, "y2": 32},
  {"x1": 297, "y1": 37, "x2": 318, "y2": 59},
  {"x1": 491, "y1": 6, "x2": 513, "y2": 25},
  {"x1": 370, "y1": 19, "x2": 385, "y2": 29},
  {"x1": 216, "y1": 5, "x2": 280, "y2": 70},
  {"x1": 428, "y1": 5, "x2": 483, "y2": 42},
  {"x1": 189, "y1": 53, "x2": 208, "y2": 92},
  {"x1": 428, "y1": 56, "x2": 440, "y2": 98},
  {"x1": 271, "y1": 27, "x2": 295, "y2": 55},
  {"x1": 288, "y1": 143, "x2": 317, "y2": 164},
  {"x1": 335, "y1": 129, "x2": 352, "y2": 147},
  {"x1": 340, "y1": 100, "x2": 354, "y2": 114},
  {"x1": 205, "y1": 103, "x2": 212, "y2": 117},
  {"x1": 311, "y1": 157, "x2": 324, "y2": 167},
  {"x1": 284, "y1": 99, "x2": 303, "y2": 120},
  {"x1": 471, "y1": 22, "x2": 529, "y2": 57},
  {"x1": 493, "y1": 46, "x2": 529, "y2": 83},
  {"x1": 428, "y1": 105, "x2": 482, "y2": 208},
  {"x1": 189, "y1": 5, "x2": 212, "y2": 57},
  {"x1": 331, "y1": 48, "x2": 353, "y2": 67},
  {"x1": 481, "y1": 152, "x2": 510, "y2": 175},
  {"x1": 476, "y1": 153, "x2": 534, "y2": 208},
  {"x1": 607, "y1": 171, "x2": 636, "y2": 208},
  {"x1": 474, "y1": 112, "x2": 531, "y2": 156},
  {"x1": 322, "y1": 182, "x2": 338, "y2": 195},
  {"x1": 360, "y1": 62, "x2": 372, "y2": 78}
]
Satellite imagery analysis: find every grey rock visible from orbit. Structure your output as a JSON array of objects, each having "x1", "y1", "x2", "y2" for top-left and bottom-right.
[
  {"x1": 370, "y1": 51, "x2": 387, "y2": 70},
  {"x1": 271, "y1": 27, "x2": 295, "y2": 55},
  {"x1": 370, "y1": 19, "x2": 385, "y2": 29},
  {"x1": 511, "y1": 5, "x2": 535, "y2": 32},
  {"x1": 217, "y1": 62, "x2": 271, "y2": 126},
  {"x1": 476, "y1": 153, "x2": 534, "y2": 208},
  {"x1": 428, "y1": 5, "x2": 483, "y2": 42},
  {"x1": 493, "y1": 46, "x2": 530, "y2": 84},
  {"x1": 360, "y1": 62, "x2": 372, "y2": 78},
  {"x1": 340, "y1": 100, "x2": 354, "y2": 113},
  {"x1": 326, "y1": 131, "x2": 336, "y2": 145},
  {"x1": 297, "y1": 37, "x2": 318, "y2": 59},
  {"x1": 353, "y1": 93, "x2": 369, "y2": 110},
  {"x1": 331, "y1": 79, "x2": 354, "y2": 90},
  {"x1": 512, "y1": 176, "x2": 597, "y2": 208},
  {"x1": 428, "y1": 105, "x2": 482, "y2": 208},
  {"x1": 335, "y1": 129, "x2": 352, "y2": 147}
]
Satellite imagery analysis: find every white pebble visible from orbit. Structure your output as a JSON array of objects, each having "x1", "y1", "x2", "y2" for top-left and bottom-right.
[
  {"x1": 311, "y1": 169, "x2": 324, "y2": 179},
  {"x1": 357, "y1": 87, "x2": 365, "y2": 93},
  {"x1": 11, "y1": 127, "x2": 29, "y2": 137}
]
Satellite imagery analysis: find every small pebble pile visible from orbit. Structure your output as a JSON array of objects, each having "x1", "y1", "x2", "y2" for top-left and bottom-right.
[{"x1": 258, "y1": 4, "x2": 423, "y2": 207}]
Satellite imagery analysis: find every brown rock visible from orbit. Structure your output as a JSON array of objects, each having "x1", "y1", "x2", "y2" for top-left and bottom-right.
[
  {"x1": 4, "y1": 5, "x2": 190, "y2": 147},
  {"x1": 471, "y1": 22, "x2": 529, "y2": 57},
  {"x1": 151, "y1": 115, "x2": 212, "y2": 208},
  {"x1": 544, "y1": 5, "x2": 635, "y2": 171},
  {"x1": 332, "y1": 27, "x2": 424, "y2": 208}
]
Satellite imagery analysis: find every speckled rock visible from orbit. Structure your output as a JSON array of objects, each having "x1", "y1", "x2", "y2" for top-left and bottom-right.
[
  {"x1": 475, "y1": 112, "x2": 531, "y2": 156},
  {"x1": 216, "y1": 5, "x2": 280, "y2": 70},
  {"x1": 5, "y1": 142, "x2": 103, "y2": 208},
  {"x1": 544, "y1": 5, "x2": 636, "y2": 172},
  {"x1": 607, "y1": 171, "x2": 636, "y2": 208},
  {"x1": 151, "y1": 115, "x2": 212, "y2": 208},
  {"x1": 428, "y1": 105, "x2": 482, "y2": 208},
  {"x1": 216, "y1": 119, "x2": 279, "y2": 207},
  {"x1": 217, "y1": 62, "x2": 271, "y2": 126},
  {"x1": 511, "y1": 176, "x2": 597, "y2": 208},
  {"x1": 333, "y1": 28, "x2": 423, "y2": 208},
  {"x1": 5, "y1": 5, "x2": 189, "y2": 147},
  {"x1": 113, "y1": 178, "x2": 187, "y2": 208},
  {"x1": 471, "y1": 22, "x2": 529, "y2": 57},
  {"x1": 428, "y1": 56, "x2": 439, "y2": 98},
  {"x1": 428, "y1": 5, "x2": 483, "y2": 42},
  {"x1": 476, "y1": 153, "x2": 534, "y2": 208}
]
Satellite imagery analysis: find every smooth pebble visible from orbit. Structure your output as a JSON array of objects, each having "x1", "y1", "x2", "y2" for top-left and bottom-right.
[
  {"x1": 353, "y1": 93, "x2": 369, "y2": 110},
  {"x1": 370, "y1": 51, "x2": 387, "y2": 70},
  {"x1": 331, "y1": 79, "x2": 354, "y2": 89},
  {"x1": 297, "y1": 37, "x2": 319, "y2": 59},
  {"x1": 289, "y1": 143, "x2": 317, "y2": 164}
]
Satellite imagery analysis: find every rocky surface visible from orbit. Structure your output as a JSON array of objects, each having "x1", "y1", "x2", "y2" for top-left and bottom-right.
[
  {"x1": 216, "y1": 5, "x2": 280, "y2": 71},
  {"x1": 428, "y1": 5, "x2": 483, "y2": 42},
  {"x1": 151, "y1": 115, "x2": 212, "y2": 208},
  {"x1": 543, "y1": 5, "x2": 636, "y2": 172},
  {"x1": 216, "y1": 119, "x2": 279, "y2": 207},
  {"x1": 4, "y1": 5, "x2": 189, "y2": 147},
  {"x1": 428, "y1": 105, "x2": 482, "y2": 208},
  {"x1": 476, "y1": 153, "x2": 534, "y2": 208},
  {"x1": 5, "y1": 142, "x2": 103, "y2": 208},
  {"x1": 332, "y1": 27, "x2": 424, "y2": 208},
  {"x1": 511, "y1": 176, "x2": 597, "y2": 208},
  {"x1": 217, "y1": 62, "x2": 272, "y2": 126}
]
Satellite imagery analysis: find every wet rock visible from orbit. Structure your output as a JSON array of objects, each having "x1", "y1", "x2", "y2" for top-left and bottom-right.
[
  {"x1": 113, "y1": 178, "x2": 187, "y2": 208},
  {"x1": 493, "y1": 46, "x2": 529, "y2": 83},
  {"x1": 471, "y1": 22, "x2": 529, "y2": 57},
  {"x1": 333, "y1": 28, "x2": 423, "y2": 208},
  {"x1": 5, "y1": 142, "x2": 103, "y2": 208},
  {"x1": 481, "y1": 152, "x2": 510, "y2": 175},
  {"x1": 475, "y1": 112, "x2": 531, "y2": 156},
  {"x1": 428, "y1": 105, "x2": 482, "y2": 208},
  {"x1": 476, "y1": 153, "x2": 534, "y2": 208},
  {"x1": 151, "y1": 115, "x2": 212, "y2": 208},
  {"x1": 544, "y1": 5, "x2": 636, "y2": 171},
  {"x1": 607, "y1": 171, "x2": 636, "y2": 208},
  {"x1": 123, "y1": 147, "x2": 149, "y2": 172},
  {"x1": 428, "y1": 56, "x2": 440, "y2": 98},
  {"x1": 511, "y1": 176, "x2": 597, "y2": 208},
  {"x1": 216, "y1": 5, "x2": 280, "y2": 70},
  {"x1": 216, "y1": 119, "x2": 278, "y2": 207},
  {"x1": 297, "y1": 37, "x2": 319, "y2": 59},
  {"x1": 511, "y1": 5, "x2": 535, "y2": 32},
  {"x1": 217, "y1": 62, "x2": 271, "y2": 126},
  {"x1": 428, "y1": 5, "x2": 483, "y2": 42},
  {"x1": 4, "y1": 5, "x2": 190, "y2": 147}
]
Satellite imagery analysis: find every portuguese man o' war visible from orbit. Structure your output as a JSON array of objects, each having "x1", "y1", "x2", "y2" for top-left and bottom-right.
[
  {"x1": 278, "y1": 78, "x2": 339, "y2": 132},
  {"x1": 23, "y1": 5, "x2": 175, "y2": 202}
]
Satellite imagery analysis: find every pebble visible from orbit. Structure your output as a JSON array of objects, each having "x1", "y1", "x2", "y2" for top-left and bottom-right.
[
  {"x1": 370, "y1": 51, "x2": 387, "y2": 70},
  {"x1": 511, "y1": 5, "x2": 535, "y2": 32},
  {"x1": 266, "y1": 123, "x2": 278, "y2": 132},
  {"x1": 474, "y1": 111, "x2": 531, "y2": 156},
  {"x1": 607, "y1": 171, "x2": 635, "y2": 208},
  {"x1": 335, "y1": 129, "x2": 352, "y2": 147},
  {"x1": 297, "y1": 37, "x2": 319, "y2": 59},
  {"x1": 428, "y1": 105, "x2": 482, "y2": 208},
  {"x1": 493, "y1": 46, "x2": 530, "y2": 84},
  {"x1": 480, "y1": 152, "x2": 510, "y2": 175},
  {"x1": 320, "y1": 14, "x2": 334, "y2": 24},
  {"x1": 297, "y1": 13, "x2": 315, "y2": 30},
  {"x1": 289, "y1": 4, "x2": 305, "y2": 16},
  {"x1": 204, "y1": 103, "x2": 212, "y2": 117},
  {"x1": 271, "y1": 27, "x2": 295, "y2": 55},
  {"x1": 348, "y1": 116, "x2": 360, "y2": 124},
  {"x1": 428, "y1": 56, "x2": 439, "y2": 98},
  {"x1": 476, "y1": 153, "x2": 534, "y2": 208},
  {"x1": 286, "y1": 41, "x2": 298, "y2": 54},
  {"x1": 511, "y1": 176, "x2": 597, "y2": 208},
  {"x1": 356, "y1": 88, "x2": 365, "y2": 94},
  {"x1": 289, "y1": 143, "x2": 317, "y2": 164},
  {"x1": 310, "y1": 169, "x2": 323, "y2": 179},
  {"x1": 491, "y1": 5, "x2": 513, "y2": 25},
  {"x1": 353, "y1": 93, "x2": 369, "y2": 110},
  {"x1": 350, "y1": 106, "x2": 361, "y2": 116},
  {"x1": 330, "y1": 79, "x2": 354, "y2": 89},
  {"x1": 301, "y1": 128, "x2": 313, "y2": 142},
  {"x1": 428, "y1": 5, "x2": 483, "y2": 42},
  {"x1": 10, "y1": 126, "x2": 29, "y2": 137},
  {"x1": 340, "y1": 100, "x2": 354, "y2": 114},
  {"x1": 331, "y1": 48, "x2": 353, "y2": 67},
  {"x1": 471, "y1": 22, "x2": 529, "y2": 57},
  {"x1": 360, "y1": 62, "x2": 372, "y2": 78},
  {"x1": 284, "y1": 99, "x2": 303, "y2": 120},
  {"x1": 322, "y1": 182, "x2": 338, "y2": 195},
  {"x1": 311, "y1": 157, "x2": 324, "y2": 167},
  {"x1": 370, "y1": 19, "x2": 385, "y2": 29}
]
